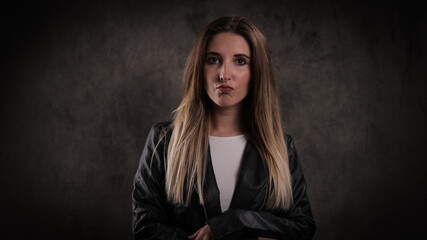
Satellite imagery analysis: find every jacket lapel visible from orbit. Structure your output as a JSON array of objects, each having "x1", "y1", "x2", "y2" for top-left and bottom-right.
[
  {"x1": 229, "y1": 141, "x2": 269, "y2": 209},
  {"x1": 202, "y1": 141, "x2": 269, "y2": 218},
  {"x1": 202, "y1": 147, "x2": 222, "y2": 218}
]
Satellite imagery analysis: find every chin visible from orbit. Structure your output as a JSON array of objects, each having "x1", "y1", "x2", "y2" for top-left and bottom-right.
[{"x1": 214, "y1": 101, "x2": 239, "y2": 108}]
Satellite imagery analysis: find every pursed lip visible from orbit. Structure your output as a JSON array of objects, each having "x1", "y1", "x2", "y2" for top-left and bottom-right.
[{"x1": 217, "y1": 84, "x2": 233, "y2": 90}]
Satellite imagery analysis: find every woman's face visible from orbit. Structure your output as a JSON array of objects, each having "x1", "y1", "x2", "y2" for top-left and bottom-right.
[{"x1": 203, "y1": 32, "x2": 251, "y2": 110}]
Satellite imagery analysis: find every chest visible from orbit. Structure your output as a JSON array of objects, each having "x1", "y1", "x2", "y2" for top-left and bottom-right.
[{"x1": 167, "y1": 141, "x2": 270, "y2": 232}]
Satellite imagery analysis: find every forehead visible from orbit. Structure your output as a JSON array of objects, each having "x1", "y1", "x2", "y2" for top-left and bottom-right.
[{"x1": 206, "y1": 32, "x2": 250, "y2": 56}]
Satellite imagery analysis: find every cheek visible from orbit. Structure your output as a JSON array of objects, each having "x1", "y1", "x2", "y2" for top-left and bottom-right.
[
  {"x1": 241, "y1": 71, "x2": 251, "y2": 90},
  {"x1": 203, "y1": 67, "x2": 210, "y2": 88},
  {"x1": 204, "y1": 66, "x2": 214, "y2": 82}
]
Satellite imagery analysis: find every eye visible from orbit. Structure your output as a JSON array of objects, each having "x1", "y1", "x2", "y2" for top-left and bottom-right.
[
  {"x1": 235, "y1": 58, "x2": 247, "y2": 65},
  {"x1": 207, "y1": 57, "x2": 220, "y2": 64}
]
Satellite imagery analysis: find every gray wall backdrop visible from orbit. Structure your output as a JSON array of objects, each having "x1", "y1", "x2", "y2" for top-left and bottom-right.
[{"x1": 2, "y1": 0, "x2": 426, "y2": 239}]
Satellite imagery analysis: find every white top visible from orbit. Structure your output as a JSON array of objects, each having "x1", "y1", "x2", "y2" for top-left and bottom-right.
[{"x1": 208, "y1": 134, "x2": 247, "y2": 212}]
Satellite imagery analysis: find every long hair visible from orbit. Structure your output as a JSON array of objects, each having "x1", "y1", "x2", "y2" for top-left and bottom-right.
[{"x1": 165, "y1": 16, "x2": 293, "y2": 210}]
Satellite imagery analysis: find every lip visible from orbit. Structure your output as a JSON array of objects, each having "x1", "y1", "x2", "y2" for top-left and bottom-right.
[{"x1": 217, "y1": 84, "x2": 233, "y2": 92}]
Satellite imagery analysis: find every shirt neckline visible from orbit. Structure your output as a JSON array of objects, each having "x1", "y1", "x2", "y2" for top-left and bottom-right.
[{"x1": 208, "y1": 134, "x2": 246, "y2": 140}]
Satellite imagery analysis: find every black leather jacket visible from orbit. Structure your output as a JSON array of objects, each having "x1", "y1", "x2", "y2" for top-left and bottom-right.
[{"x1": 132, "y1": 122, "x2": 316, "y2": 239}]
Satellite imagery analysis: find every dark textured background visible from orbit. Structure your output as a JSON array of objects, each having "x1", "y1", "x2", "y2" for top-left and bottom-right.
[{"x1": 1, "y1": 0, "x2": 426, "y2": 239}]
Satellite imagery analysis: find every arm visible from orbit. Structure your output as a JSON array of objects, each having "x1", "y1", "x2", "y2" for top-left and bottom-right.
[
  {"x1": 207, "y1": 135, "x2": 316, "y2": 240},
  {"x1": 132, "y1": 123, "x2": 190, "y2": 240}
]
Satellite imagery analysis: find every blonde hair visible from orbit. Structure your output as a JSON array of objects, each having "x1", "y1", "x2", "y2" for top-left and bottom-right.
[{"x1": 164, "y1": 16, "x2": 293, "y2": 210}]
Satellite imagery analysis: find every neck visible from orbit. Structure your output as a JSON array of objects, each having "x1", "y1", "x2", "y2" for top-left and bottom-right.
[{"x1": 209, "y1": 104, "x2": 244, "y2": 137}]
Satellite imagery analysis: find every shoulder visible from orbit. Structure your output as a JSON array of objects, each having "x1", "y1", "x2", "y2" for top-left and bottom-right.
[
  {"x1": 141, "y1": 121, "x2": 173, "y2": 160},
  {"x1": 137, "y1": 121, "x2": 172, "y2": 177},
  {"x1": 283, "y1": 133, "x2": 293, "y2": 145},
  {"x1": 283, "y1": 133, "x2": 300, "y2": 172},
  {"x1": 283, "y1": 133, "x2": 296, "y2": 156},
  {"x1": 147, "y1": 121, "x2": 172, "y2": 142},
  {"x1": 150, "y1": 121, "x2": 172, "y2": 133}
]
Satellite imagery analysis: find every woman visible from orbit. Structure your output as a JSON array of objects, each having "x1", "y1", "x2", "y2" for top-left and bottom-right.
[{"x1": 132, "y1": 16, "x2": 316, "y2": 240}]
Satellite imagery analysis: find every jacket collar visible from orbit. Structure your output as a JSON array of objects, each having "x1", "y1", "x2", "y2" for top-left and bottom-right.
[{"x1": 203, "y1": 140, "x2": 269, "y2": 218}]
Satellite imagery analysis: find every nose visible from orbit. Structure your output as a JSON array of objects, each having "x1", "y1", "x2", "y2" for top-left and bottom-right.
[{"x1": 218, "y1": 62, "x2": 231, "y2": 82}]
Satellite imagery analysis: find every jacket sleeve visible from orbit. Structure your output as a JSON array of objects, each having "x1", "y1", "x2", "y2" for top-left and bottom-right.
[
  {"x1": 207, "y1": 135, "x2": 316, "y2": 240},
  {"x1": 132, "y1": 123, "x2": 190, "y2": 240}
]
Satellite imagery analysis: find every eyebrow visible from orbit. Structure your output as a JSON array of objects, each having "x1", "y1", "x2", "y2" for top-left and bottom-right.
[{"x1": 206, "y1": 51, "x2": 251, "y2": 59}]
